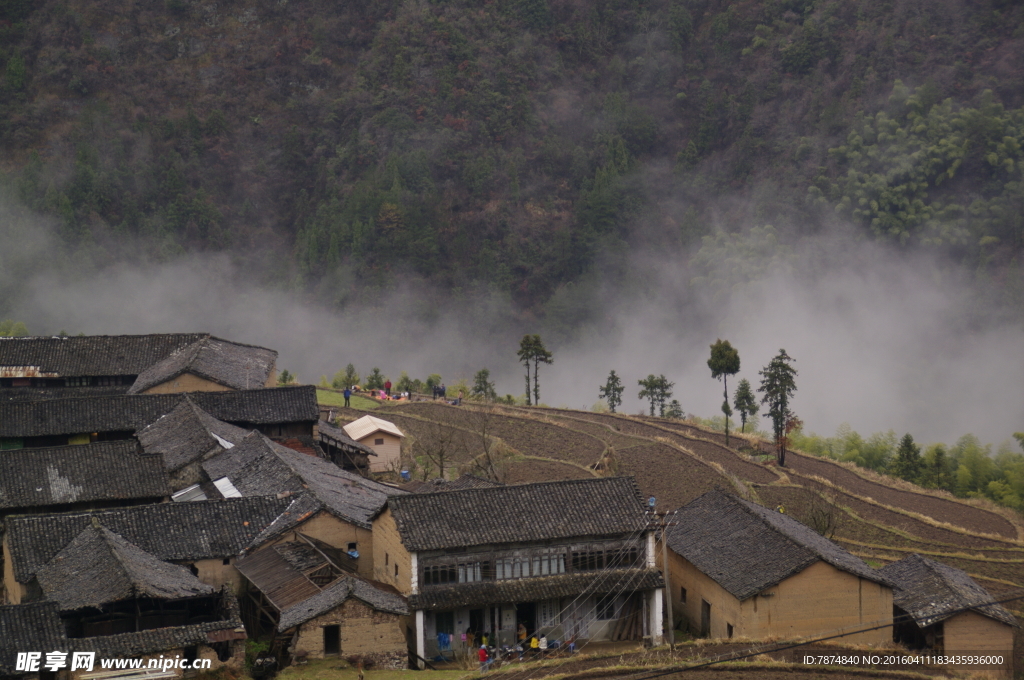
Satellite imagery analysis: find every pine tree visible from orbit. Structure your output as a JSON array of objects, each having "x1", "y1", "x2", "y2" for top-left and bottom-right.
[
  {"x1": 891, "y1": 433, "x2": 922, "y2": 482},
  {"x1": 733, "y1": 379, "x2": 759, "y2": 433},
  {"x1": 599, "y1": 370, "x2": 625, "y2": 413},
  {"x1": 758, "y1": 349, "x2": 797, "y2": 466},
  {"x1": 708, "y1": 339, "x2": 740, "y2": 446}
]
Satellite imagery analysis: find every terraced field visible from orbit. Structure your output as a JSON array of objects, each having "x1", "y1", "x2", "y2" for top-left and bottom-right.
[{"x1": 327, "y1": 399, "x2": 1024, "y2": 630}]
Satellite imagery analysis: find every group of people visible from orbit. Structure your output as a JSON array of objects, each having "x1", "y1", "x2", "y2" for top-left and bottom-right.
[{"x1": 476, "y1": 624, "x2": 574, "y2": 671}]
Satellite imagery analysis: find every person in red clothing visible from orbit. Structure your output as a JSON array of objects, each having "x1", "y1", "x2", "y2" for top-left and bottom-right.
[
  {"x1": 478, "y1": 645, "x2": 490, "y2": 672},
  {"x1": 384, "y1": 379, "x2": 392, "y2": 397}
]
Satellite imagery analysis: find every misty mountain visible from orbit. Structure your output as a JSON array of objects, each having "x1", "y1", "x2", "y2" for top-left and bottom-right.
[{"x1": 2, "y1": 0, "x2": 1023, "y2": 316}]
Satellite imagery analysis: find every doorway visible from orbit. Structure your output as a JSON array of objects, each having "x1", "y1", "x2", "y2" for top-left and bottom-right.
[
  {"x1": 700, "y1": 600, "x2": 711, "y2": 637},
  {"x1": 324, "y1": 625, "x2": 341, "y2": 655},
  {"x1": 516, "y1": 602, "x2": 536, "y2": 637}
]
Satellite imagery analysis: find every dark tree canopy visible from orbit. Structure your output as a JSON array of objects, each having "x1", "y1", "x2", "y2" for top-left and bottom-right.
[
  {"x1": 472, "y1": 368, "x2": 497, "y2": 401},
  {"x1": 638, "y1": 374, "x2": 674, "y2": 417},
  {"x1": 708, "y1": 339, "x2": 741, "y2": 445},
  {"x1": 516, "y1": 334, "x2": 552, "y2": 405},
  {"x1": 599, "y1": 370, "x2": 625, "y2": 413},
  {"x1": 733, "y1": 378, "x2": 759, "y2": 433},
  {"x1": 758, "y1": 349, "x2": 797, "y2": 466}
]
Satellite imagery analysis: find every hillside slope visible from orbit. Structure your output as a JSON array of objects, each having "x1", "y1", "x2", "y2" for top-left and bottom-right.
[{"x1": 2, "y1": 0, "x2": 1023, "y2": 313}]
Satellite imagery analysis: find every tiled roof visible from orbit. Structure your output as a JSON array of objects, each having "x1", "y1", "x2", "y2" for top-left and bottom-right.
[
  {"x1": 36, "y1": 525, "x2": 214, "y2": 612},
  {"x1": 136, "y1": 398, "x2": 250, "y2": 472},
  {"x1": 5, "y1": 496, "x2": 292, "y2": 583},
  {"x1": 319, "y1": 420, "x2": 375, "y2": 456},
  {"x1": 342, "y1": 415, "x2": 405, "y2": 441},
  {"x1": 0, "y1": 334, "x2": 207, "y2": 377},
  {"x1": 666, "y1": 489, "x2": 889, "y2": 601},
  {"x1": 399, "y1": 475, "x2": 503, "y2": 494},
  {"x1": 0, "y1": 386, "x2": 131, "y2": 402},
  {"x1": 235, "y1": 543, "x2": 322, "y2": 612},
  {"x1": 245, "y1": 494, "x2": 325, "y2": 548},
  {"x1": 389, "y1": 477, "x2": 649, "y2": 552},
  {"x1": 203, "y1": 432, "x2": 403, "y2": 529},
  {"x1": 409, "y1": 568, "x2": 664, "y2": 610},
  {"x1": 128, "y1": 337, "x2": 277, "y2": 394},
  {"x1": 0, "y1": 385, "x2": 319, "y2": 438},
  {"x1": 0, "y1": 441, "x2": 168, "y2": 509},
  {"x1": 878, "y1": 554, "x2": 1019, "y2": 628},
  {"x1": 0, "y1": 602, "x2": 67, "y2": 675},
  {"x1": 278, "y1": 576, "x2": 408, "y2": 631},
  {"x1": 67, "y1": 590, "x2": 246, "y2": 658},
  {"x1": 0, "y1": 594, "x2": 245, "y2": 665}
]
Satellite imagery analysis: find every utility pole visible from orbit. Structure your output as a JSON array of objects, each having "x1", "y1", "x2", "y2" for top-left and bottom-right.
[{"x1": 656, "y1": 511, "x2": 677, "y2": 651}]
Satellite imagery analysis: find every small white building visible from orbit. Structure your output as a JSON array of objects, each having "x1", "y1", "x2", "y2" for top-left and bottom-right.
[{"x1": 342, "y1": 415, "x2": 405, "y2": 473}]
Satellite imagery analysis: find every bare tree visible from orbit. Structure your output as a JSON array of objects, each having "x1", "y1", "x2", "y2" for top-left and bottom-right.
[
  {"x1": 409, "y1": 413, "x2": 467, "y2": 480},
  {"x1": 462, "y1": 407, "x2": 516, "y2": 483}
]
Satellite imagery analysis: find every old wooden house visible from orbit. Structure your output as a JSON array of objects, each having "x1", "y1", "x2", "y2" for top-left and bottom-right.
[
  {"x1": 235, "y1": 540, "x2": 408, "y2": 665},
  {"x1": 0, "y1": 333, "x2": 276, "y2": 399},
  {"x1": 3, "y1": 496, "x2": 291, "y2": 604},
  {"x1": 136, "y1": 398, "x2": 252, "y2": 490},
  {"x1": 0, "y1": 440, "x2": 169, "y2": 516},
  {"x1": 126, "y1": 336, "x2": 277, "y2": 394},
  {"x1": 318, "y1": 420, "x2": 377, "y2": 475},
  {"x1": 372, "y1": 477, "x2": 664, "y2": 664},
  {"x1": 879, "y1": 554, "x2": 1017, "y2": 677},
  {"x1": 201, "y1": 431, "x2": 405, "y2": 580},
  {"x1": 0, "y1": 385, "x2": 319, "y2": 451},
  {"x1": 341, "y1": 416, "x2": 405, "y2": 473},
  {"x1": 665, "y1": 489, "x2": 893, "y2": 644}
]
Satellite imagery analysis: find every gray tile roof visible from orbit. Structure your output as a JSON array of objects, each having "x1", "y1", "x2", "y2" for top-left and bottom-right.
[
  {"x1": 399, "y1": 475, "x2": 503, "y2": 494},
  {"x1": 128, "y1": 337, "x2": 277, "y2": 394},
  {"x1": 409, "y1": 568, "x2": 664, "y2": 610},
  {"x1": 278, "y1": 576, "x2": 408, "y2": 631},
  {"x1": 245, "y1": 493, "x2": 326, "y2": 548},
  {"x1": 878, "y1": 554, "x2": 1019, "y2": 628},
  {"x1": 67, "y1": 590, "x2": 246, "y2": 658},
  {"x1": 0, "y1": 386, "x2": 131, "y2": 402},
  {"x1": 203, "y1": 432, "x2": 403, "y2": 529},
  {"x1": 319, "y1": 420, "x2": 375, "y2": 456},
  {"x1": 5, "y1": 496, "x2": 292, "y2": 584},
  {"x1": 0, "y1": 385, "x2": 319, "y2": 438},
  {"x1": 0, "y1": 334, "x2": 207, "y2": 377},
  {"x1": 0, "y1": 441, "x2": 168, "y2": 509},
  {"x1": 37, "y1": 524, "x2": 214, "y2": 612},
  {"x1": 388, "y1": 477, "x2": 650, "y2": 552},
  {"x1": 136, "y1": 398, "x2": 250, "y2": 472},
  {"x1": 666, "y1": 489, "x2": 889, "y2": 601},
  {"x1": 0, "y1": 594, "x2": 245, "y2": 666},
  {"x1": 0, "y1": 602, "x2": 67, "y2": 676}
]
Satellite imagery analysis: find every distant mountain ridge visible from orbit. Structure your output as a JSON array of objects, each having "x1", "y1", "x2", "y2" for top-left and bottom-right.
[{"x1": 1, "y1": 0, "x2": 1022, "y2": 314}]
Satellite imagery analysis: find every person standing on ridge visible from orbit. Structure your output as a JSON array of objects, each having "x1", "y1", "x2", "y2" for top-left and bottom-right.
[
  {"x1": 343, "y1": 386, "x2": 351, "y2": 407},
  {"x1": 384, "y1": 378, "x2": 392, "y2": 397}
]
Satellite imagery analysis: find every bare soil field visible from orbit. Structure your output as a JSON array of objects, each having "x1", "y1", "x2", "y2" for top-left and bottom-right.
[
  {"x1": 504, "y1": 458, "x2": 595, "y2": 484},
  {"x1": 617, "y1": 443, "x2": 735, "y2": 511},
  {"x1": 537, "y1": 410, "x2": 781, "y2": 485},
  {"x1": 784, "y1": 451, "x2": 1019, "y2": 539},
  {"x1": 392, "y1": 403, "x2": 607, "y2": 467}
]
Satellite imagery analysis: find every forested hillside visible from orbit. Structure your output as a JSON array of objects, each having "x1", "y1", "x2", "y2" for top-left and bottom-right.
[{"x1": 2, "y1": 0, "x2": 1023, "y2": 314}]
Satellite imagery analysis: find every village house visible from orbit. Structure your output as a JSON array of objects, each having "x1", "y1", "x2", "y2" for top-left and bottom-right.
[
  {"x1": 318, "y1": 420, "x2": 377, "y2": 475},
  {"x1": 200, "y1": 430, "x2": 405, "y2": 581},
  {"x1": 235, "y1": 540, "x2": 408, "y2": 665},
  {"x1": 341, "y1": 416, "x2": 405, "y2": 474},
  {"x1": 0, "y1": 385, "x2": 319, "y2": 451},
  {"x1": 0, "y1": 601, "x2": 66, "y2": 680},
  {"x1": 0, "y1": 333, "x2": 276, "y2": 398},
  {"x1": 0, "y1": 440, "x2": 169, "y2": 516},
  {"x1": 0, "y1": 333, "x2": 208, "y2": 394},
  {"x1": 664, "y1": 489, "x2": 893, "y2": 644},
  {"x1": 879, "y1": 553, "x2": 1017, "y2": 677},
  {"x1": 3, "y1": 496, "x2": 292, "y2": 605},
  {"x1": 33, "y1": 522, "x2": 246, "y2": 662},
  {"x1": 126, "y1": 336, "x2": 277, "y2": 394},
  {"x1": 136, "y1": 398, "x2": 252, "y2": 490},
  {"x1": 372, "y1": 477, "x2": 664, "y2": 664}
]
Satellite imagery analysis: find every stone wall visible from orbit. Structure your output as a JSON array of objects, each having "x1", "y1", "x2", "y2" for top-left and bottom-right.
[{"x1": 291, "y1": 599, "x2": 407, "y2": 667}]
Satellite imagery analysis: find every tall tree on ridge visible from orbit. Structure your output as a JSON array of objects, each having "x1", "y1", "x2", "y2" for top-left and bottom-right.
[
  {"x1": 708, "y1": 339, "x2": 741, "y2": 446},
  {"x1": 758, "y1": 349, "x2": 797, "y2": 467},
  {"x1": 599, "y1": 370, "x2": 625, "y2": 413}
]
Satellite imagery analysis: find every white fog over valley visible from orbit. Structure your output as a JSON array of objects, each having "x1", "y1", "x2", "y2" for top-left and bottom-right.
[{"x1": 5, "y1": 201, "x2": 1022, "y2": 450}]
